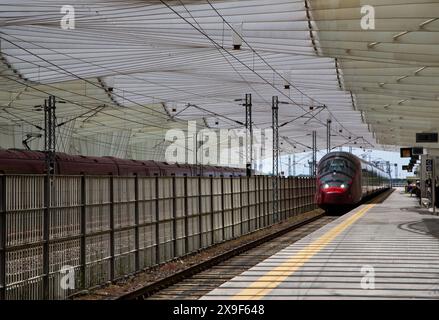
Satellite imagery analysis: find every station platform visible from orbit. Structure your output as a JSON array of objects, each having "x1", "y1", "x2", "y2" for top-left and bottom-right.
[{"x1": 202, "y1": 189, "x2": 439, "y2": 300}]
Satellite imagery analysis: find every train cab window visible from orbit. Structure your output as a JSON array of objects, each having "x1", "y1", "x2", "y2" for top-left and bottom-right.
[{"x1": 320, "y1": 158, "x2": 353, "y2": 176}]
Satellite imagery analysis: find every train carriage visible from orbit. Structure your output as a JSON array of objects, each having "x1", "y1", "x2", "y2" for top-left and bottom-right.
[
  {"x1": 0, "y1": 149, "x2": 248, "y2": 177},
  {"x1": 316, "y1": 152, "x2": 391, "y2": 209}
]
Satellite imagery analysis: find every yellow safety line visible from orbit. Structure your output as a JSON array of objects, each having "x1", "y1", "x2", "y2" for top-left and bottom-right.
[{"x1": 232, "y1": 203, "x2": 376, "y2": 300}]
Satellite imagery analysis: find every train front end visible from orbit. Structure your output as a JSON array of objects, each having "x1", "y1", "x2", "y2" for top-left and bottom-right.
[
  {"x1": 316, "y1": 152, "x2": 361, "y2": 209},
  {"x1": 317, "y1": 173, "x2": 353, "y2": 206}
]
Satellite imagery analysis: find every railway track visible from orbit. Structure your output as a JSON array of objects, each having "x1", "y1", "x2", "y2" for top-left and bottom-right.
[
  {"x1": 117, "y1": 214, "x2": 337, "y2": 300},
  {"x1": 115, "y1": 189, "x2": 394, "y2": 300}
]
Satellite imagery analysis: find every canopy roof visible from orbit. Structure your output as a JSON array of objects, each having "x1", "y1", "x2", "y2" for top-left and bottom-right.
[
  {"x1": 0, "y1": 0, "x2": 436, "y2": 163},
  {"x1": 309, "y1": 0, "x2": 439, "y2": 149}
]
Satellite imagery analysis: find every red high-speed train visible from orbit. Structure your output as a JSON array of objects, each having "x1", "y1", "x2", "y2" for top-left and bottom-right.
[
  {"x1": 316, "y1": 152, "x2": 391, "y2": 209},
  {"x1": 0, "y1": 149, "x2": 248, "y2": 177}
]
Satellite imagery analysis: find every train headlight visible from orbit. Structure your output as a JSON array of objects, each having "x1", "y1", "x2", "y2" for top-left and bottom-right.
[
  {"x1": 323, "y1": 184, "x2": 329, "y2": 189},
  {"x1": 341, "y1": 184, "x2": 346, "y2": 189}
]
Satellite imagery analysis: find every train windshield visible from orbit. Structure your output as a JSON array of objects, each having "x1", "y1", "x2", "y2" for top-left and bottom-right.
[{"x1": 319, "y1": 158, "x2": 353, "y2": 177}]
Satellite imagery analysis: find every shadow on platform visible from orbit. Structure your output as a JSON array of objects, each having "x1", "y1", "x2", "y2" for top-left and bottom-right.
[{"x1": 398, "y1": 218, "x2": 439, "y2": 240}]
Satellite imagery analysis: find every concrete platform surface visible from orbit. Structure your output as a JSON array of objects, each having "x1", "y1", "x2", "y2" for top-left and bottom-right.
[{"x1": 202, "y1": 189, "x2": 439, "y2": 300}]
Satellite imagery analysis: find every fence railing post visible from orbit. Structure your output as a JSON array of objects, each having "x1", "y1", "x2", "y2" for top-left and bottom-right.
[
  {"x1": 239, "y1": 177, "x2": 243, "y2": 236},
  {"x1": 109, "y1": 176, "x2": 115, "y2": 281},
  {"x1": 43, "y1": 175, "x2": 50, "y2": 299},
  {"x1": 255, "y1": 177, "x2": 258, "y2": 229},
  {"x1": 297, "y1": 177, "x2": 300, "y2": 213},
  {"x1": 0, "y1": 175, "x2": 6, "y2": 300},
  {"x1": 299, "y1": 178, "x2": 302, "y2": 212},
  {"x1": 291, "y1": 177, "x2": 295, "y2": 216},
  {"x1": 285, "y1": 178, "x2": 289, "y2": 219},
  {"x1": 314, "y1": 177, "x2": 318, "y2": 209},
  {"x1": 257, "y1": 177, "x2": 262, "y2": 229},
  {"x1": 155, "y1": 177, "x2": 160, "y2": 265},
  {"x1": 221, "y1": 177, "x2": 225, "y2": 241},
  {"x1": 184, "y1": 177, "x2": 189, "y2": 254},
  {"x1": 134, "y1": 175, "x2": 140, "y2": 272},
  {"x1": 230, "y1": 177, "x2": 235, "y2": 239},
  {"x1": 264, "y1": 177, "x2": 268, "y2": 227},
  {"x1": 172, "y1": 176, "x2": 177, "y2": 259},
  {"x1": 80, "y1": 175, "x2": 86, "y2": 289},
  {"x1": 285, "y1": 177, "x2": 291, "y2": 218},
  {"x1": 280, "y1": 178, "x2": 284, "y2": 221},
  {"x1": 210, "y1": 177, "x2": 214, "y2": 245},
  {"x1": 198, "y1": 176, "x2": 203, "y2": 249},
  {"x1": 286, "y1": 177, "x2": 290, "y2": 217},
  {"x1": 300, "y1": 177, "x2": 304, "y2": 212}
]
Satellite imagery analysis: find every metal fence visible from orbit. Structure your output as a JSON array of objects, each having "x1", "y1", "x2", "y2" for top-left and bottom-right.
[{"x1": 0, "y1": 174, "x2": 317, "y2": 300}]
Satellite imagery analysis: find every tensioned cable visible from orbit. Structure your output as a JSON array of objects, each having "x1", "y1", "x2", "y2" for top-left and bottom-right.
[
  {"x1": 0, "y1": 50, "x2": 199, "y2": 130},
  {"x1": 0, "y1": 1, "x2": 378, "y2": 149},
  {"x1": 0, "y1": 74, "x2": 169, "y2": 131},
  {"x1": 0, "y1": 71, "x2": 257, "y2": 160},
  {"x1": 3, "y1": 10, "x2": 338, "y2": 142},
  {"x1": 202, "y1": 1, "x2": 377, "y2": 146},
  {"x1": 0, "y1": 30, "x2": 241, "y2": 105},
  {"x1": 158, "y1": 0, "x2": 306, "y2": 109},
  {"x1": 174, "y1": 0, "x2": 341, "y2": 152},
  {"x1": 1, "y1": 105, "x2": 205, "y2": 156},
  {"x1": 0, "y1": 29, "x2": 316, "y2": 126},
  {"x1": 205, "y1": 0, "x2": 322, "y2": 106},
  {"x1": 1, "y1": 74, "x2": 252, "y2": 158},
  {"x1": 0, "y1": 20, "x2": 390, "y2": 107},
  {"x1": 177, "y1": 0, "x2": 270, "y2": 107},
  {"x1": 0, "y1": 74, "x2": 179, "y2": 132},
  {"x1": 203, "y1": 0, "x2": 375, "y2": 148},
  {"x1": 157, "y1": 0, "x2": 372, "y2": 148},
  {"x1": 0, "y1": 33, "x2": 180, "y2": 122}
]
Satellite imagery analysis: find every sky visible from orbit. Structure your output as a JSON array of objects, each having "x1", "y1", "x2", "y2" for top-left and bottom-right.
[{"x1": 261, "y1": 148, "x2": 414, "y2": 178}]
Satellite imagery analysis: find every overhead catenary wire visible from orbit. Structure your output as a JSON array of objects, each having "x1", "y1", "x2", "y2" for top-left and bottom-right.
[
  {"x1": 204, "y1": 0, "x2": 375, "y2": 148},
  {"x1": 157, "y1": 0, "x2": 373, "y2": 148},
  {"x1": 0, "y1": 33, "x2": 187, "y2": 122},
  {"x1": 1, "y1": 28, "x2": 342, "y2": 149},
  {"x1": 0, "y1": 1, "x2": 382, "y2": 155}
]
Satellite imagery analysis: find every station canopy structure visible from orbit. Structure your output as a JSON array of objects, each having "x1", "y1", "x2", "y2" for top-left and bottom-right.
[{"x1": 0, "y1": 0, "x2": 438, "y2": 165}]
